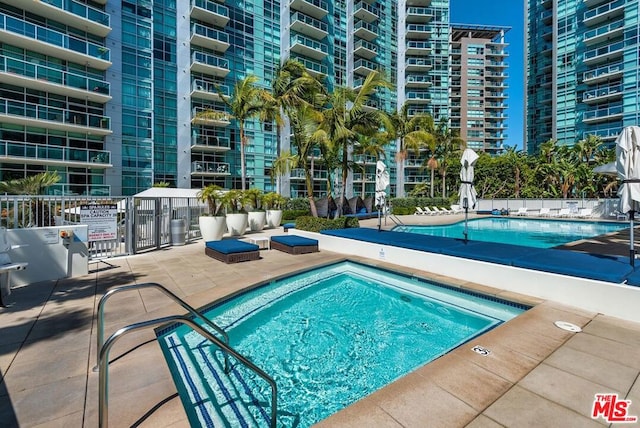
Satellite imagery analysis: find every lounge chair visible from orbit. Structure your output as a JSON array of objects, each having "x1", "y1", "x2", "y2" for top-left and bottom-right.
[
  {"x1": 576, "y1": 208, "x2": 593, "y2": 218},
  {"x1": 538, "y1": 207, "x2": 551, "y2": 217},
  {"x1": 414, "y1": 207, "x2": 427, "y2": 215},
  {"x1": 205, "y1": 240, "x2": 260, "y2": 263},
  {"x1": 514, "y1": 207, "x2": 528, "y2": 216},
  {"x1": 450, "y1": 205, "x2": 464, "y2": 214},
  {"x1": 271, "y1": 235, "x2": 319, "y2": 254},
  {"x1": 552, "y1": 208, "x2": 571, "y2": 218},
  {"x1": 431, "y1": 207, "x2": 448, "y2": 215},
  {"x1": 438, "y1": 207, "x2": 453, "y2": 214},
  {"x1": 422, "y1": 207, "x2": 437, "y2": 215}
]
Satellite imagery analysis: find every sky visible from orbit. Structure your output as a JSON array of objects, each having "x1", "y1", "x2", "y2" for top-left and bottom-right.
[{"x1": 450, "y1": 0, "x2": 525, "y2": 150}]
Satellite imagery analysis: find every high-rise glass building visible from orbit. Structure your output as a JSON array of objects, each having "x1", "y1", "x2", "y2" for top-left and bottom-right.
[
  {"x1": 526, "y1": 0, "x2": 639, "y2": 154},
  {"x1": 450, "y1": 24, "x2": 509, "y2": 155},
  {"x1": 1, "y1": 0, "x2": 507, "y2": 198}
]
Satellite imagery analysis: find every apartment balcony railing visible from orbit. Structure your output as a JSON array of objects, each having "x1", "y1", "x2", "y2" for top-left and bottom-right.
[
  {"x1": 292, "y1": 55, "x2": 327, "y2": 77},
  {"x1": 583, "y1": 62, "x2": 623, "y2": 83},
  {"x1": 190, "y1": 135, "x2": 231, "y2": 151},
  {"x1": 405, "y1": 74, "x2": 431, "y2": 87},
  {"x1": 290, "y1": 33, "x2": 328, "y2": 60},
  {"x1": 406, "y1": 7, "x2": 433, "y2": 23},
  {"x1": 0, "y1": 99, "x2": 111, "y2": 134},
  {"x1": 485, "y1": 60, "x2": 507, "y2": 68},
  {"x1": 582, "y1": 104, "x2": 623, "y2": 123},
  {"x1": 191, "y1": 161, "x2": 230, "y2": 175},
  {"x1": 354, "y1": 1, "x2": 378, "y2": 23},
  {"x1": 406, "y1": 91, "x2": 431, "y2": 103},
  {"x1": 0, "y1": 139, "x2": 111, "y2": 167},
  {"x1": 404, "y1": 175, "x2": 428, "y2": 183},
  {"x1": 191, "y1": 107, "x2": 231, "y2": 126},
  {"x1": 0, "y1": 13, "x2": 110, "y2": 68},
  {"x1": 583, "y1": 84, "x2": 622, "y2": 103},
  {"x1": 406, "y1": 41, "x2": 431, "y2": 55},
  {"x1": 406, "y1": 24, "x2": 431, "y2": 40},
  {"x1": 540, "y1": 8, "x2": 553, "y2": 23},
  {"x1": 352, "y1": 173, "x2": 376, "y2": 182},
  {"x1": 289, "y1": 0, "x2": 329, "y2": 20},
  {"x1": 0, "y1": 56, "x2": 110, "y2": 101},
  {"x1": 405, "y1": 57, "x2": 432, "y2": 70},
  {"x1": 290, "y1": 11, "x2": 328, "y2": 40},
  {"x1": 354, "y1": 38, "x2": 377, "y2": 59},
  {"x1": 354, "y1": 58, "x2": 377, "y2": 76},
  {"x1": 583, "y1": 40, "x2": 624, "y2": 64},
  {"x1": 191, "y1": 51, "x2": 230, "y2": 77},
  {"x1": 581, "y1": 126, "x2": 621, "y2": 141},
  {"x1": 33, "y1": 0, "x2": 111, "y2": 36},
  {"x1": 353, "y1": 154, "x2": 377, "y2": 164},
  {"x1": 583, "y1": 0, "x2": 625, "y2": 26},
  {"x1": 290, "y1": 168, "x2": 328, "y2": 180},
  {"x1": 583, "y1": 19, "x2": 624, "y2": 45},
  {"x1": 191, "y1": 79, "x2": 229, "y2": 100},
  {"x1": 354, "y1": 20, "x2": 377, "y2": 42},
  {"x1": 486, "y1": 48, "x2": 507, "y2": 57},
  {"x1": 407, "y1": 107, "x2": 429, "y2": 116},
  {"x1": 191, "y1": 23, "x2": 230, "y2": 52},
  {"x1": 486, "y1": 91, "x2": 507, "y2": 99},
  {"x1": 191, "y1": 0, "x2": 230, "y2": 28}
]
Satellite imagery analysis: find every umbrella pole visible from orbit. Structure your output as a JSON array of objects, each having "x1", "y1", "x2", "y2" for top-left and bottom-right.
[
  {"x1": 631, "y1": 211, "x2": 635, "y2": 267},
  {"x1": 464, "y1": 209, "x2": 468, "y2": 242}
]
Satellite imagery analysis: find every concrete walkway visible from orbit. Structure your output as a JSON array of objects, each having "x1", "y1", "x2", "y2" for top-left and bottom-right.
[{"x1": 1, "y1": 219, "x2": 639, "y2": 427}]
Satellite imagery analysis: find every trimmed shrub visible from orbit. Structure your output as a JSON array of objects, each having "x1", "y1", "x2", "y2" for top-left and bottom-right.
[
  {"x1": 282, "y1": 209, "x2": 310, "y2": 221},
  {"x1": 295, "y1": 216, "x2": 360, "y2": 233},
  {"x1": 285, "y1": 198, "x2": 310, "y2": 211}
]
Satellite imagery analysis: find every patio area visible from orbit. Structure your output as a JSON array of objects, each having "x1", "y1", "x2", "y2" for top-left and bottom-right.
[{"x1": 1, "y1": 217, "x2": 639, "y2": 427}]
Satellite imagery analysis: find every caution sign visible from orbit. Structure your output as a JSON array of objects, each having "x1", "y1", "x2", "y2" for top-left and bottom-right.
[{"x1": 80, "y1": 204, "x2": 118, "y2": 241}]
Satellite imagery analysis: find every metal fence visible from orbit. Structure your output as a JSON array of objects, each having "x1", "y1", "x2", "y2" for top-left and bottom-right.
[{"x1": 0, "y1": 195, "x2": 207, "y2": 260}]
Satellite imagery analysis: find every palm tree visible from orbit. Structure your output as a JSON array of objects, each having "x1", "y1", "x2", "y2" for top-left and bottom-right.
[
  {"x1": 390, "y1": 102, "x2": 435, "y2": 197},
  {"x1": 218, "y1": 75, "x2": 274, "y2": 190},
  {"x1": 354, "y1": 132, "x2": 390, "y2": 197},
  {"x1": 0, "y1": 171, "x2": 61, "y2": 227},
  {"x1": 319, "y1": 71, "x2": 392, "y2": 216},
  {"x1": 434, "y1": 118, "x2": 465, "y2": 198}
]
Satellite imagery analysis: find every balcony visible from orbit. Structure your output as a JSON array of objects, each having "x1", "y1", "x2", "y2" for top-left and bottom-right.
[
  {"x1": 354, "y1": 58, "x2": 377, "y2": 76},
  {"x1": 354, "y1": 20, "x2": 377, "y2": 42},
  {"x1": 0, "y1": 13, "x2": 111, "y2": 70},
  {"x1": 191, "y1": 23, "x2": 230, "y2": 53},
  {"x1": 406, "y1": 0, "x2": 432, "y2": 6},
  {"x1": 354, "y1": 1, "x2": 378, "y2": 23},
  {"x1": 407, "y1": 107, "x2": 430, "y2": 116},
  {"x1": 486, "y1": 48, "x2": 507, "y2": 58},
  {"x1": 293, "y1": 55, "x2": 327, "y2": 77},
  {"x1": 406, "y1": 91, "x2": 431, "y2": 104},
  {"x1": 405, "y1": 74, "x2": 431, "y2": 88},
  {"x1": 582, "y1": 104, "x2": 623, "y2": 124},
  {"x1": 190, "y1": 0, "x2": 230, "y2": 28},
  {"x1": 352, "y1": 154, "x2": 377, "y2": 164},
  {"x1": 0, "y1": 57, "x2": 111, "y2": 103},
  {"x1": 191, "y1": 79, "x2": 229, "y2": 101},
  {"x1": 583, "y1": 62, "x2": 623, "y2": 84},
  {"x1": 406, "y1": 40, "x2": 431, "y2": 55},
  {"x1": 191, "y1": 51, "x2": 230, "y2": 77},
  {"x1": 404, "y1": 175, "x2": 428, "y2": 184},
  {"x1": 405, "y1": 57, "x2": 432, "y2": 71},
  {"x1": 289, "y1": 0, "x2": 329, "y2": 20},
  {"x1": 290, "y1": 168, "x2": 327, "y2": 180},
  {"x1": 362, "y1": 99, "x2": 380, "y2": 111},
  {"x1": 0, "y1": 99, "x2": 112, "y2": 135},
  {"x1": 191, "y1": 161, "x2": 230, "y2": 176},
  {"x1": 485, "y1": 60, "x2": 507, "y2": 69},
  {"x1": 406, "y1": 7, "x2": 433, "y2": 23},
  {"x1": 486, "y1": 91, "x2": 507, "y2": 99},
  {"x1": 0, "y1": 140, "x2": 111, "y2": 168},
  {"x1": 290, "y1": 33, "x2": 328, "y2": 60},
  {"x1": 290, "y1": 12, "x2": 328, "y2": 40},
  {"x1": 354, "y1": 38, "x2": 377, "y2": 59},
  {"x1": 191, "y1": 135, "x2": 231, "y2": 152},
  {"x1": 583, "y1": 19, "x2": 624, "y2": 46},
  {"x1": 4, "y1": 0, "x2": 110, "y2": 37},
  {"x1": 406, "y1": 24, "x2": 431, "y2": 40},
  {"x1": 582, "y1": 84, "x2": 622, "y2": 104},
  {"x1": 583, "y1": 0, "x2": 625, "y2": 26},
  {"x1": 583, "y1": 41, "x2": 624, "y2": 65},
  {"x1": 191, "y1": 107, "x2": 231, "y2": 126}
]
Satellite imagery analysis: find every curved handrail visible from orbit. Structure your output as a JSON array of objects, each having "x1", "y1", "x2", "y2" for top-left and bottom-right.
[
  {"x1": 99, "y1": 315, "x2": 277, "y2": 428},
  {"x1": 95, "y1": 282, "x2": 229, "y2": 372}
]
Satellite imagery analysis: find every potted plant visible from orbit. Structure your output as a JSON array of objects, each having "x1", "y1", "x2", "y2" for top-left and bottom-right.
[
  {"x1": 197, "y1": 184, "x2": 226, "y2": 241},
  {"x1": 222, "y1": 189, "x2": 248, "y2": 236},
  {"x1": 244, "y1": 188, "x2": 266, "y2": 232},
  {"x1": 263, "y1": 192, "x2": 286, "y2": 228}
]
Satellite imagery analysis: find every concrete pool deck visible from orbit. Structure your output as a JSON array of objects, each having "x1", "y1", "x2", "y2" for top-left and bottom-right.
[{"x1": 1, "y1": 215, "x2": 639, "y2": 427}]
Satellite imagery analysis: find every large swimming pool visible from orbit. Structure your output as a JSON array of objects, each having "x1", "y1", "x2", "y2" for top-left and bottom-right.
[
  {"x1": 158, "y1": 261, "x2": 525, "y2": 427},
  {"x1": 396, "y1": 217, "x2": 628, "y2": 248}
]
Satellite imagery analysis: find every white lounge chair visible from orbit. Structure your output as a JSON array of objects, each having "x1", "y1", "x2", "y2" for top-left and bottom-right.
[
  {"x1": 422, "y1": 207, "x2": 437, "y2": 215},
  {"x1": 576, "y1": 208, "x2": 593, "y2": 218},
  {"x1": 432, "y1": 207, "x2": 450, "y2": 215},
  {"x1": 450, "y1": 205, "x2": 464, "y2": 214},
  {"x1": 414, "y1": 207, "x2": 426, "y2": 215},
  {"x1": 538, "y1": 207, "x2": 551, "y2": 217},
  {"x1": 514, "y1": 207, "x2": 528, "y2": 216},
  {"x1": 553, "y1": 208, "x2": 571, "y2": 218}
]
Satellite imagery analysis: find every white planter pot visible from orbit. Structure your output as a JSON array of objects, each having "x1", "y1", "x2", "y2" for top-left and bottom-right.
[
  {"x1": 248, "y1": 211, "x2": 266, "y2": 232},
  {"x1": 199, "y1": 216, "x2": 226, "y2": 242},
  {"x1": 266, "y1": 210, "x2": 283, "y2": 228},
  {"x1": 226, "y1": 213, "x2": 248, "y2": 236}
]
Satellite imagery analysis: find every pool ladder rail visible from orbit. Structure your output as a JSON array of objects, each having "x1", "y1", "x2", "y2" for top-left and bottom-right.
[{"x1": 95, "y1": 282, "x2": 278, "y2": 428}]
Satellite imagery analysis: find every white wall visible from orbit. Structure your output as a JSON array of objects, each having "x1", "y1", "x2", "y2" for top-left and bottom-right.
[{"x1": 7, "y1": 226, "x2": 89, "y2": 287}]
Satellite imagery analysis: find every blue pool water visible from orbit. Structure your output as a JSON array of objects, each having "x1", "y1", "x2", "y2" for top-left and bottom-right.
[
  {"x1": 397, "y1": 217, "x2": 628, "y2": 248},
  {"x1": 158, "y1": 261, "x2": 525, "y2": 427}
]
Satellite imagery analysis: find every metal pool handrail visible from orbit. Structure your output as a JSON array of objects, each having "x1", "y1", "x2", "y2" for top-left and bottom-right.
[
  {"x1": 95, "y1": 282, "x2": 230, "y2": 372},
  {"x1": 98, "y1": 315, "x2": 278, "y2": 428}
]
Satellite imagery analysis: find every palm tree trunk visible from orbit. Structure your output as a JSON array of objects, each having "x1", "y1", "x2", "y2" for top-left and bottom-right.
[
  {"x1": 240, "y1": 124, "x2": 247, "y2": 190},
  {"x1": 430, "y1": 168, "x2": 435, "y2": 198},
  {"x1": 361, "y1": 162, "x2": 366, "y2": 198},
  {"x1": 305, "y1": 170, "x2": 318, "y2": 217}
]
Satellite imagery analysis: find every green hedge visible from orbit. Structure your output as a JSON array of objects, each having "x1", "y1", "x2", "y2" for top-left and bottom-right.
[
  {"x1": 282, "y1": 209, "x2": 310, "y2": 221},
  {"x1": 390, "y1": 197, "x2": 452, "y2": 213},
  {"x1": 285, "y1": 198, "x2": 310, "y2": 211},
  {"x1": 295, "y1": 216, "x2": 359, "y2": 233}
]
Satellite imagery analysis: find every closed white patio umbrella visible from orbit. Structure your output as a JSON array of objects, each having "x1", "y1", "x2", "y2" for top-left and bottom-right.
[
  {"x1": 459, "y1": 148, "x2": 479, "y2": 242},
  {"x1": 375, "y1": 160, "x2": 389, "y2": 231},
  {"x1": 616, "y1": 126, "x2": 640, "y2": 266}
]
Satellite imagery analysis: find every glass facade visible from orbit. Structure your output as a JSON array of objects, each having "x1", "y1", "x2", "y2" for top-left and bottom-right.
[{"x1": 526, "y1": 0, "x2": 640, "y2": 154}]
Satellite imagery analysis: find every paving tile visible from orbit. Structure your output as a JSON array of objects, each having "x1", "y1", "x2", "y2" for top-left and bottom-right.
[
  {"x1": 544, "y1": 346, "x2": 639, "y2": 393},
  {"x1": 31, "y1": 410, "x2": 83, "y2": 428},
  {"x1": 465, "y1": 414, "x2": 506, "y2": 428},
  {"x1": 519, "y1": 363, "x2": 616, "y2": 420},
  {"x1": 565, "y1": 331, "x2": 640, "y2": 370},
  {"x1": 582, "y1": 315, "x2": 640, "y2": 347},
  {"x1": 314, "y1": 400, "x2": 402, "y2": 428},
  {"x1": 483, "y1": 385, "x2": 603, "y2": 428}
]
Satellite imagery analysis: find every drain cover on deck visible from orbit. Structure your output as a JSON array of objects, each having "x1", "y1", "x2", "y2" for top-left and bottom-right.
[
  {"x1": 471, "y1": 345, "x2": 491, "y2": 356},
  {"x1": 554, "y1": 321, "x2": 582, "y2": 332}
]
